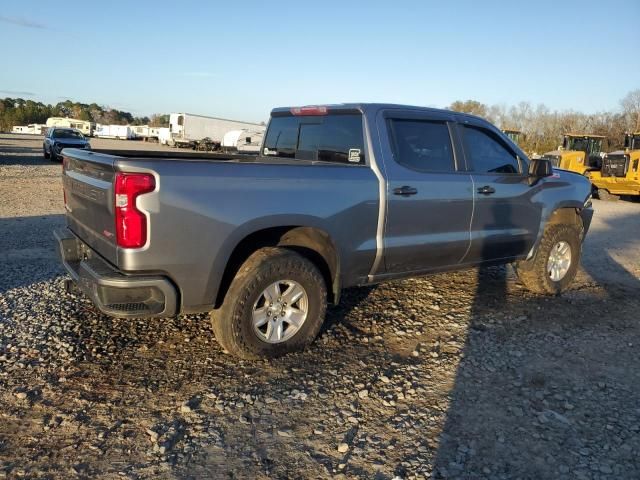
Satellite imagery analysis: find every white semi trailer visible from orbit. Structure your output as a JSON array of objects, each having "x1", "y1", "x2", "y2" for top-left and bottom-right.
[{"x1": 168, "y1": 113, "x2": 265, "y2": 147}]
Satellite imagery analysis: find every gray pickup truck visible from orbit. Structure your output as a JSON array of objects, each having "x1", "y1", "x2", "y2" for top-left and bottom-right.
[{"x1": 55, "y1": 103, "x2": 593, "y2": 359}]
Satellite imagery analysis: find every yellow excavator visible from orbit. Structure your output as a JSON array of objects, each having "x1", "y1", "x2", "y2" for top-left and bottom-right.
[
  {"x1": 541, "y1": 134, "x2": 606, "y2": 175},
  {"x1": 502, "y1": 129, "x2": 523, "y2": 145},
  {"x1": 588, "y1": 132, "x2": 640, "y2": 200}
]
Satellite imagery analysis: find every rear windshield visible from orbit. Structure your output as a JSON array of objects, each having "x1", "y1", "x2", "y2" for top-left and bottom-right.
[
  {"x1": 263, "y1": 114, "x2": 365, "y2": 164},
  {"x1": 53, "y1": 129, "x2": 84, "y2": 139}
]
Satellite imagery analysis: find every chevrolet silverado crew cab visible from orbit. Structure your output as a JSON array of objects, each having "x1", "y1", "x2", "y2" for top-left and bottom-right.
[{"x1": 55, "y1": 104, "x2": 593, "y2": 359}]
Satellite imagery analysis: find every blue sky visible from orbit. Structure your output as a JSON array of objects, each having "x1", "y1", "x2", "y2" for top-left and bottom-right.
[{"x1": 1, "y1": 0, "x2": 638, "y2": 122}]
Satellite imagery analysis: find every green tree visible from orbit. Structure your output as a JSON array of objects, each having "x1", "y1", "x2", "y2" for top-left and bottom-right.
[
  {"x1": 149, "y1": 114, "x2": 170, "y2": 127},
  {"x1": 448, "y1": 100, "x2": 489, "y2": 118},
  {"x1": 620, "y1": 89, "x2": 640, "y2": 132}
]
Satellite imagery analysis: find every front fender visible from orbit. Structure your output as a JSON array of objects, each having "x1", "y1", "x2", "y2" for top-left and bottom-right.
[{"x1": 527, "y1": 171, "x2": 592, "y2": 259}]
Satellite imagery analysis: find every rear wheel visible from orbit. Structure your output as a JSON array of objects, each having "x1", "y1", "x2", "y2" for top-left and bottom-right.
[
  {"x1": 596, "y1": 188, "x2": 619, "y2": 201},
  {"x1": 516, "y1": 224, "x2": 581, "y2": 295},
  {"x1": 211, "y1": 247, "x2": 327, "y2": 360}
]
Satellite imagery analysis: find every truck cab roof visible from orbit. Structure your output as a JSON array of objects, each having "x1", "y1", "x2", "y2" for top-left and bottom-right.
[{"x1": 270, "y1": 103, "x2": 488, "y2": 123}]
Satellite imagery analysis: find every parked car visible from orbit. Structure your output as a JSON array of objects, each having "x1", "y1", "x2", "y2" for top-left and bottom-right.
[
  {"x1": 43, "y1": 128, "x2": 91, "y2": 162},
  {"x1": 55, "y1": 103, "x2": 593, "y2": 359}
]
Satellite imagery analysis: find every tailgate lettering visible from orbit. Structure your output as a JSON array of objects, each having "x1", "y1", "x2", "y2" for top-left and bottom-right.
[{"x1": 64, "y1": 176, "x2": 108, "y2": 203}]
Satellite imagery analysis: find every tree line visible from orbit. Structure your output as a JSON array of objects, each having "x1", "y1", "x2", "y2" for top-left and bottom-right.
[
  {"x1": 3, "y1": 91, "x2": 639, "y2": 153},
  {"x1": 449, "y1": 89, "x2": 640, "y2": 154},
  {"x1": 0, "y1": 98, "x2": 169, "y2": 132}
]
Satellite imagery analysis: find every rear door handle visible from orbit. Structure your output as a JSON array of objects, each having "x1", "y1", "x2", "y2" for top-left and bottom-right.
[
  {"x1": 477, "y1": 185, "x2": 496, "y2": 195},
  {"x1": 393, "y1": 185, "x2": 418, "y2": 196}
]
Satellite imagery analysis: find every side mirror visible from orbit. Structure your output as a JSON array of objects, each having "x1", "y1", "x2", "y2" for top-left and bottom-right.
[{"x1": 529, "y1": 158, "x2": 553, "y2": 177}]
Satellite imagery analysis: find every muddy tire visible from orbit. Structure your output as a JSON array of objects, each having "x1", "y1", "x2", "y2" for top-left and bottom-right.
[
  {"x1": 211, "y1": 247, "x2": 327, "y2": 360},
  {"x1": 596, "y1": 188, "x2": 619, "y2": 201},
  {"x1": 516, "y1": 224, "x2": 582, "y2": 295}
]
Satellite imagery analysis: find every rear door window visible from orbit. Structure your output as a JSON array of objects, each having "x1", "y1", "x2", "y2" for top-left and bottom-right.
[
  {"x1": 387, "y1": 119, "x2": 455, "y2": 173},
  {"x1": 263, "y1": 116, "x2": 298, "y2": 158},
  {"x1": 462, "y1": 125, "x2": 521, "y2": 174},
  {"x1": 263, "y1": 114, "x2": 365, "y2": 164}
]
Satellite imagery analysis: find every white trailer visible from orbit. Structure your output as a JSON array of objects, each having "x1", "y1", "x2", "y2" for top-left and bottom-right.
[
  {"x1": 11, "y1": 124, "x2": 47, "y2": 134},
  {"x1": 149, "y1": 127, "x2": 161, "y2": 139},
  {"x1": 94, "y1": 125, "x2": 135, "y2": 140},
  {"x1": 131, "y1": 125, "x2": 160, "y2": 140},
  {"x1": 46, "y1": 117, "x2": 95, "y2": 136},
  {"x1": 168, "y1": 113, "x2": 265, "y2": 147},
  {"x1": 158, "y1": 127, "x2": 171, "y2": 145},
  {"x1": 31, "y1": 124, "x2": 48, "y2": 134},
  {"x1": 221, "y1": 129, "x2": 265, "y2": 153},
  {"x1": 132, "y1": 125, "x2": 150, "y2": 139}
]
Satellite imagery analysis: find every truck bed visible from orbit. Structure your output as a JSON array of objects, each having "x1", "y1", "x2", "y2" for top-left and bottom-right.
[
  {"x1": 72, "y1": 148, "x2": 368, "y2": 167},
  {"x1": 60, "y1": 146, "x2": 379, "y2": 310},
  {"x1": 88, "y1": 149, "x2": 256, "y2": 161}
]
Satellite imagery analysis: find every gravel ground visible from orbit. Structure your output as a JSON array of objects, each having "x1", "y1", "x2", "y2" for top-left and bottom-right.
[{"x1": 1, "y1": 133, "x2": 639, "y2": 479}]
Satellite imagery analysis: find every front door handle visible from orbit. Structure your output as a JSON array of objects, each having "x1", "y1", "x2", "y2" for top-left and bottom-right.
[
  {"x1": 393, "y1": 185, "x2": 418, "y2": 196},
  {"x1": 477, "y1": 185, "x2": 496, "y2": 195}
]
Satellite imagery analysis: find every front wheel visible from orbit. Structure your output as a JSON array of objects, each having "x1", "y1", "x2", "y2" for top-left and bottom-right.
[
  {"x1": 43, "y1": 147, "x2": 50, "y2": 159},
  {"x1": 596, "y1": 188, "x2": 619, "y2": 201},
  {"x1": 516, "y1": 224, "x2": 582, "y2": 295},
  {"x1": 211, "y1": 247, "x2": 327, "y2": 360}
]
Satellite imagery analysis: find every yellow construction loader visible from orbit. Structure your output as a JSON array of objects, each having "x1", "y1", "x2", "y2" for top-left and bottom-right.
[
  {"x1": 502, "y1": 129, "x2": 523, "y2": 145},
  {"x1": 589, "y1": 132, "x2": 640, "y2": 200},
  {"x1": 541, "y1": 134, "x2": 606, "y2": 175}
]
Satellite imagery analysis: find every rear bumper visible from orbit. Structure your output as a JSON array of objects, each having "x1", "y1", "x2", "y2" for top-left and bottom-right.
[{"x1": 54, "y1": 227, "x2": 178, "y2": 318}]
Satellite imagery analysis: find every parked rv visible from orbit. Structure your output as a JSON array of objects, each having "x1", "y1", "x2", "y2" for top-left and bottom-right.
[
  {"x1": 12, "y1": 124, "x2": 47, "y2": 134},
  {"x1": 132, "y1": 125, "x2": 162, "y2": 142},
  {"x1": 46, "y1": 117, "x2": 95, "y2": 136},
  {"x1": 221, "y1": 129, "x2": 265, "y2": 154},
  {"x1": 94, "y1": 125, "x2": 135, "y2": 140},
  {"x1": 168, "y1": 113, "x2": 265, "y2": 147}
]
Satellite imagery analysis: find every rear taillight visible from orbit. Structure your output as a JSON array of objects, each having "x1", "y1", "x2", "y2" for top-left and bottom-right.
[{"x1": 114, "y1": 173, "x2": 155, "y2": 248}]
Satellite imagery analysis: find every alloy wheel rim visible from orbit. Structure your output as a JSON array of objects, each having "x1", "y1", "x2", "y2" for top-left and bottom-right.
[
  {"x1": 547, "y1": 241, "x2": 572, "y2": 282},
  {"x1": 252, "y1": 280, "x2": 308, "y2": 344}
]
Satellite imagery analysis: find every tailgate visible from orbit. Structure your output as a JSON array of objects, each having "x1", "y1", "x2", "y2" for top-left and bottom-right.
[{"x1": 62, "y1": 149, "x2": 119, "y2": 265}]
